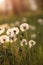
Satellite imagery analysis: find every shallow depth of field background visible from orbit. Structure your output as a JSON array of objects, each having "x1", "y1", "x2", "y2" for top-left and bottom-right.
[{"x1": 0, "y1": 0, "x2": 43, "y2": 65}]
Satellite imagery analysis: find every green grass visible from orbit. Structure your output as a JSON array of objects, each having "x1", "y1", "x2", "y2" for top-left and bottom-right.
[{"x1": 0, "y1": 12, "x2": 43, "y2": 65}]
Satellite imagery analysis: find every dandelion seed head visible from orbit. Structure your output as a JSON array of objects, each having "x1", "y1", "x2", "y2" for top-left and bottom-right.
[
  {"x1": 29, "y1": 40, "x2": 36, "y2": 48},
  {"x1": 12, "y1": 27, "x2": 19, "y2": 35},
  {"x1": 20, "y1": 23, "x2": 29, "y2": 32},
  {"x1": 20, "y1": 39, "x2": 27, "y2": 46}
]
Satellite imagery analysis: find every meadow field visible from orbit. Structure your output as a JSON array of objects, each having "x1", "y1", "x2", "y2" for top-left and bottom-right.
[{"x1": 0, "y1": 11, "x2": 43, "y2": 65}]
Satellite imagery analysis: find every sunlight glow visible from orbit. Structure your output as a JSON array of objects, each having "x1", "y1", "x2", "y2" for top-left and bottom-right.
[
  {"x1": 0, "y1": 0, "x2": 4, "y2": 5},
  {"x1": 0, "y1": 0, "x2": 5, "y2": 10},
  {"x1": 29, "y1": 0, "x2": 37, "y2": 10}
]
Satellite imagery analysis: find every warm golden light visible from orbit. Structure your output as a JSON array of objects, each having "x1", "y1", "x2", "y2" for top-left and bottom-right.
[
  {"x1": 0, "y1": 0, "x2": 5, "y2": 11},
  {"x1": 0, "y1": 0, "x2": 4, "y2": 5}
]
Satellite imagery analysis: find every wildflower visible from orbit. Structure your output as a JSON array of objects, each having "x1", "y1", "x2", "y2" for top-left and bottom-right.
[
  {"x1": 29, "y1": 40, "x2": 36, "y2": 48},
  {"x1": 20, "y1": 23, "x2": 29, "y2": 32},
  {"x1": 6, "y1": 28, "x2": 14, "y2": 36},
  {"x1": 9, "y1": 35, "x2": 17, "y2": 43},
  {"x1": 12, "y1": 27, "x2": 19, "y2": 35},
  {"x1": 0, "y1": 27, "x2": 5, "y2": 35},
  {"x1": 0, "y1": 35, "x2": 9, "y2": 43},
  {"x1": 20, "y1": 39, "x2": 27, "y2": 46},
  {"x1": 31, "y1": 33, "x2": 36, "y2": 39}
]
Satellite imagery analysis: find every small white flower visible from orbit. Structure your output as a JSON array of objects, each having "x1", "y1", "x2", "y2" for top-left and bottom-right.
[
  {"x1": 29, "y1": 25, "x2": 36, "y2": 30},
  {"x1": 20, "y1": 23, "x2": 29, "y2": 32},
  {"x1": 0, "y1": 27, "x2": 5, "y2": 35},
  {"x1": 38, "y1": 19, "x2": 43, "y2": 25},
  {"x1": 6, "y1": 28, "x2": 14, "y2": 36},
  {"x1": 0, "y1": 35, "x2": 9, "y2": 43},
  {"x1": 12, "y1": 27, "x2": 19, "y2": 35},
  {"x1": 22, "y1": 17, "x2": 27, "y2": 22},
  {"x1": 31, "y1": 33, "x2": 36, "y2": 39},
  {"x1": 29, "y1": 40, "x2": 36, "y2": 48},
  {"x1": 20, "y1": 39, "x2": 27, "y2": 46},
  {"x1": 9, "y1": 35, "x2": 17, "y2": 43}
]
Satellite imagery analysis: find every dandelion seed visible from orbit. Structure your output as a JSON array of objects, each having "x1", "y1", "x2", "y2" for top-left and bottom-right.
[
  {"x1": 29, "y1": 40, "x2": 36, "y2": 48},
  {"x1": 20, "y1": 23, "x2": 29, "y2": 32},
  {"x1": 20, "y1": 39, "x2": 27, "y2": 46},
  {"x1": 0, "y1": 27, "x2": 5, "y2": 35}
]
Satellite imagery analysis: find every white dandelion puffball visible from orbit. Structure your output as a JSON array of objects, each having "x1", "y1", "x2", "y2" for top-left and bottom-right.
[
  {"x1": 12, "y1": 27, "x2": 19, "y2": 35},
  {"x1": 38, "y1": 19, "x2": 43, "y2": 25},
  {"x1": 0, "y1": 27, "x2": 5, "y2": 35},
  {"x1": 20, "y1": 39, "x2": 27, "y2": 46},
  {"x1": 9, "y1": 35, "x2": 17, "y2": 43},
  {"x1": 31, "y1": 33, "x2": 36, "y2": 39},
  {"x1": 6, "y1": 28, "x2": 14, "y2": 36},
  {"x1": 22, "y1": 17, "x2": 27, "y2": 22},
  {"x1": 1, "y1": 35, "x2": 9, "y2": 43},
  {"x1": 20, "y1": 23, "x2": 29, "y2": 32},
  {"x1": 29, "y1": 40, "x2": 36, "y2": 48}
]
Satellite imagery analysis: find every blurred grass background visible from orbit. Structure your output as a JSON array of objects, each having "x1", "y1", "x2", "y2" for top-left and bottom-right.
[
  {"x1": 0, "y1": 0, "x2": 43, "y2": 64},
  {"x1": 0, "y1": 10, "x2": 43, "y2": 65}
]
